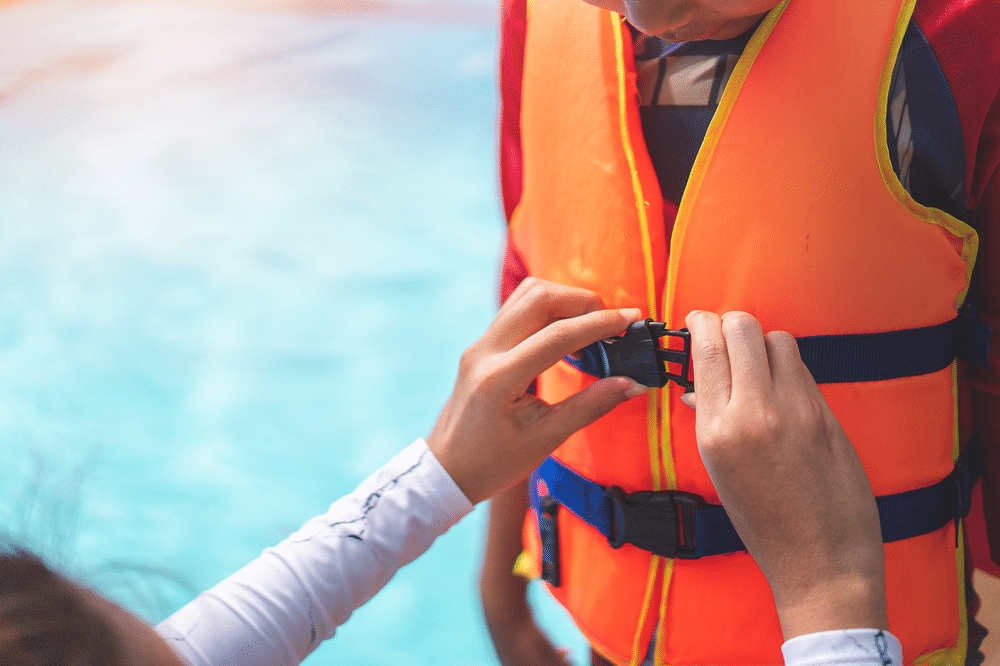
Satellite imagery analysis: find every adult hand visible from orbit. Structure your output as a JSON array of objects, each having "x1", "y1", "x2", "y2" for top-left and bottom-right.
[
  {"x1": 428, "y1": 277, "x2": 645, "y2": 505},
  {"x1": 684, "y1": 310, "x2": 888, "y2": 640}
]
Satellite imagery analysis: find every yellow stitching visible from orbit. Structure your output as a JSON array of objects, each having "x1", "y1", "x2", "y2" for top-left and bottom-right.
[
  {"x1": 912, "y1": 646, "x2": 966, "y2": 666},
  {"x1": 909, "y1": 366, "x2": 967, "y2": 666},
  {"x1": 647, "y1": 388, "x2": 663, "y2": 491},
  {"x1": 873, "y1": 0, "x2": 978, "y2": 308},
  {"x1": 612, "y1": 17, "x2": 664, "y2": 664},
  {"x1": 631, "y1": 555, "x2": 662, "y2": 666},
  {"x1": 952, "y1": 361, "x2": 968, "y2": 663},
  {"x1": 611, "y1": 14, "x2": 658, "y2": 322},
  {"x1": 512, "y1": 549, "x2": 538, "y2": 580},
  {"x1": 659, "y1": 389, "x2": 675, "y2": 490},
  {"x1": 611, "y1": 12, "x2": 663, "y2": 493},
  {"x1": 507, "y1": 202, "x2": 523, "y2": 231},
  {"x1": 653, "y1": 557, "x2": 675, "y2": 665}
]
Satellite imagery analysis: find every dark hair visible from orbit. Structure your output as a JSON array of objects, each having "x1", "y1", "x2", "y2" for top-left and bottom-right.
[{"x1": 0, "y1": 546, "x2": 126, "y2": 666}]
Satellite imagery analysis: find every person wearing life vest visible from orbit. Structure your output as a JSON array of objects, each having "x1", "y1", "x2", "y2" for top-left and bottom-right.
[{"x1": 481, "y1": 0, "x2": 1000, "y2": 665}]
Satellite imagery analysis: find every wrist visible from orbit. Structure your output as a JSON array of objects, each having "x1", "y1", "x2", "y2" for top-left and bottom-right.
[{"x1": 774, "y1": 574, "x2": 888, "y2": 640}]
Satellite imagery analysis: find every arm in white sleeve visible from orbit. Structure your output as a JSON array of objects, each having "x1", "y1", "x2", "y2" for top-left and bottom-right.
[
  {"x1": 782, "y1": 629, "x2": 903, "y2": 666},
  {"x1": 155, "y1": 438, "x2": 474, "y2": 666}
]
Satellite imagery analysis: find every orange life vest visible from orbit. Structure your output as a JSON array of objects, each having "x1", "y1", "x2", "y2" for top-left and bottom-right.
[{"x1": 510, "y1": 0, "x2": 978, "y2": 664}]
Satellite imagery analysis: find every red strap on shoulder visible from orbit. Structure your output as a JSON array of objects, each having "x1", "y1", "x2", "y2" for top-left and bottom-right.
[
  {"x1": 499, "y1": 0, "x2": 527, "y2": 221},
  {"x1": 913, "y1": 0, "x2": 1000, "y2": 210}
]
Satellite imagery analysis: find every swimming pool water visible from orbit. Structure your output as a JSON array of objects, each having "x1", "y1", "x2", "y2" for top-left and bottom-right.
[{"x1": 0, "y1": 1, "x2": 589, "y2": 663}]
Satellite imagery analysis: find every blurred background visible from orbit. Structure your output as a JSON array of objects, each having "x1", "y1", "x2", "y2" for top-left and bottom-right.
[{"x1": 0, "y1": 0, "x2": 589, "y2": 662}]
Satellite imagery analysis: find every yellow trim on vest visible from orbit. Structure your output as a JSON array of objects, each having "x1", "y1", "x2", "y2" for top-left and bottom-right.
[
  {"x1": 630, "y1": 555, "x2": 662, "y2": 666},
  {"x1": 647, "y1": 388, "x2": 663, "y2": 491},
  {"x1": 653, "y1": 557, "x2": 676, "y2": 666},
  {"x1": 954, "y1": 521, "x2": 969, "y2": 666},
  {"x1": 611, "y1": 13, "x2": 658, "y2": 323},
  {"x1": 507, "y1": 202, "x2": 524, "y2": 232},
  {"x1": 612, "y1": 14, "x2": 663, "y2": 496},
  {"x1": 951, "y1": 362, "x2": 961, "y2": 481},
  {"x1": 951, "y1": 361, "x2": 968, "y2": 665},
  {"x1": 872, "y1": 0, "x2": 978, "y2": 309},
  {"x1": 914, "y1": 647, "x2": 965, "y2": 666},
  {"x1": 659, "y1": 390, "x2": 676, "y2": 490},
  {"x1": 512, "y1": 549, "x2": 539, "y2": 580},
  {"x1": 909, "y1": 363, "x2": 967, "y2": 666},
  {"x1": 871, "y1": 1, "x2": 972, "y2": 643},
  {"x1": 613, "y1": 20, "x2": 665, "y2": 662},
  {"x1": 910, "y1": 519, "x2": 967, "y2": 666}
]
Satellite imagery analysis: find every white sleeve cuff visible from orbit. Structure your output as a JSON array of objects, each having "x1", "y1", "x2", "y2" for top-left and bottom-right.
[{"x1": 782, "y1": 629, "x2": 903, "y2": 666}]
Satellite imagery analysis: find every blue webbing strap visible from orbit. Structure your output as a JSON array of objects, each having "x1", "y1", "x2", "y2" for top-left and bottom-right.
[
  {"x1": 796, "y1": 320, "x2": 955, "y2": 384},
  {"x1": 531, "y1": 457, "x2": 613, "y2": 537},
  {"x1": 572, "y1": 342, "x2": 611, "y2": 379},
  {"x1": 530, "y1": 435, "x2": 982, "y2": 559},
  {"x1": 566, "y1": 312, "x2": 991, "y2": 383}
]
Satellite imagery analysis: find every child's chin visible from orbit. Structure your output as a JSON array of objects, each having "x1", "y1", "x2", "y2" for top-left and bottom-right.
[{"x1": 654, "y1": 23, "x2": 722, "y2": 42}]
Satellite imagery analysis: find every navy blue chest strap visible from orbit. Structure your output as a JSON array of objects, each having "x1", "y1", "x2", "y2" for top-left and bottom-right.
[
  {"x1": 566, "y1": 308, "x2": 992, "y2": 389},
  {"x1": 530, "y1": 434, "x2": 982, "y2": 579}
]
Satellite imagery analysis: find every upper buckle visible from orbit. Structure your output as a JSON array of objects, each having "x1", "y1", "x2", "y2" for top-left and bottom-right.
[
  {"x1": 597, "y1": 319, "x2": 693, "y2": 389},
  {"x1": 604, "y1": 485, "x2": 706, "y2": 559}
]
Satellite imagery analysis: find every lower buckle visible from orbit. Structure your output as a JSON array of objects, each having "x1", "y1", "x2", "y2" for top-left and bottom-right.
[{"x1": 604, "y1": 485, "x2": 705, "y2": 559}]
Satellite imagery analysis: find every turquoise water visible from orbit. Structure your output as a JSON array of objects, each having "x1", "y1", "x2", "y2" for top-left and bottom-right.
[{"x1": 0, "y1": 1, "x2": 588, "y2": 663}]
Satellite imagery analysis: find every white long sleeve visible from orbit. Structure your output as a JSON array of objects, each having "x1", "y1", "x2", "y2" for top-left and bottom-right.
[
  {"x1": 782, "y1": 629, "x2": 904, "y2": 666},
  {"x1": 155, "y1": 438, "x2": 474, "y2": 666}
]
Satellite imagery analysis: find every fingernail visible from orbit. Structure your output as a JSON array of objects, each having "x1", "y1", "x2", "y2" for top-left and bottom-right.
[
  {"x1": 618, "y1": 307, "x2": 642, "y2": 321},
  {"x1": 623, "y1": 379, "x2": 648, "y2": 400},
  {"x1": 679, "y1": 392, "x2": 696, "y2": 410}
]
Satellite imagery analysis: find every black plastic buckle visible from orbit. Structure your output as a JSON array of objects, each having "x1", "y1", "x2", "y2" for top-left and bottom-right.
[
  {"x1": 539, "y1": 496, "x2": 561, "y2": 586},
  {"x1": 604, "y1": 485, "x2": 706, "y2": 559},
  {"x1": 598, "y1": 319, "x2": 693, "y2": 389}
]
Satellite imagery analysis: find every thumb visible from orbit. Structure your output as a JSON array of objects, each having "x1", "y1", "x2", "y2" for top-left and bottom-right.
[{"x1": 536, "y1": 377, "x2": 647, "y2": 449}]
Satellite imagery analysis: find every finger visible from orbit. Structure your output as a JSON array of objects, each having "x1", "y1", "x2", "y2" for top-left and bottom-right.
[
  {"x1": 685, "y1": 310, "x2": 731, "y2": 415},
  {"x1": 720, "y1": 312, "x2": 772, "y2": 400},
  {"x1": 679, "y1": 391, "x2": 696, "y2": 410},
  {"x1": 489, "y1": 278, "x2": 613, "y2": 351},
  {"x1": 504, "y1": 307, "x2": 642, "y2": 386},
  {"x1": 764, "y1": 330, "x2": 833, "y2": 423},
  {"x1": 763, "y1": 330, "x2": 808, "y2": 392},
  {"x1": 531, "y1": 376, "x2": 646, "y2": 453}
]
